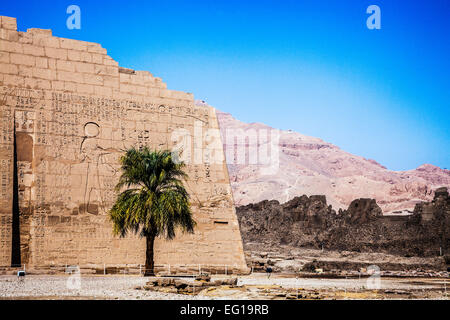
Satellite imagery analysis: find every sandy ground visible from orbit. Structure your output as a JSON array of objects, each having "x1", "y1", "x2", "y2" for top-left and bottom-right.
[
  {"x1": 0, "y1": 275, "x2": 202, "y2": 300},
  {"x1": 245, "y1": 245, "x2": 447, "y2": 273},
  {"x1": 201, "y1": 274, "x2": 450, "y2": 300},
  {"x1": 0, "y1": 274, "x2": 448, "y2": 300},
  {"x1": 238, "y1": 273, "x2": 447, "y2": 291}
]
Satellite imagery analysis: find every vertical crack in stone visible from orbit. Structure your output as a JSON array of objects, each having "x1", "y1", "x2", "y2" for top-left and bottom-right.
[{"x1": 11, "y1": 119, "x2": 21, "y2": 267}]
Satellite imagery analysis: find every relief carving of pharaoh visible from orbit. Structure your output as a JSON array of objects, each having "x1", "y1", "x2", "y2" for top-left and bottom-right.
[{"x1": 77, "y1": 122, "x2": 118, "y2": 215}]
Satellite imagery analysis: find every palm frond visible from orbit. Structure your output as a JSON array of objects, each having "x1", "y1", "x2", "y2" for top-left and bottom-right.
[{"x1": 109, "y1": 147, "x2": 195, "y2": 240}]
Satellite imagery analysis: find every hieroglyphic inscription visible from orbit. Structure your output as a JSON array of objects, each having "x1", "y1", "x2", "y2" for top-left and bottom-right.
[{"x1": 0, "y1": 88, "x2": 13, "y2": 266}]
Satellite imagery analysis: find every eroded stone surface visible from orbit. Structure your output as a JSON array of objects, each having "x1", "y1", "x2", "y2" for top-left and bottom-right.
[{"x1": 237, "y1": 189, "x2": 449, "y2": 258}]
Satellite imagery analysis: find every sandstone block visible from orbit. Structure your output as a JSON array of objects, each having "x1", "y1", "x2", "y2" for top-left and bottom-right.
[
  {"x1": 27, "y1": 28, "x2": 52, "y2": 36},
  {"x1": 155, "y1": 78, "x2": 167, "y2": 88},
  {"x1": 67, "y1": 50, "x2": 81, "y2": 61},
  {"x1": 60, "y1": 38, "x2": 87, "y2": 51},
  {"x1": 47, "y1": 58, "x2": 56, "y2": 69},
  {"x1": 136, "y1": 70, "x2": 152, "y2": 77},
  {"x1": 18, "y1": 65, "x2": 32, "y2": 77},
  {"x1": 51, "y1": 80, "x2": 64, "y2": 91},
  {"x1": 0, "y1": 51, "x2": 9, "y2": 63},
  {"x1": 104, "y1": 57, "x2": 118, "y2": 67},
  {"x1": 0, "y1": 29, "x2": 18, "y2": 41},
  {"x1": 24, "y1": 78, "x2": 51, "y2": 90},
  {"x1": 120, "y1": 83, "x2": 136, "y2": 94},
  {"x1": 79, "y1": 51, "x2": 92, "y2": 63},
  {"x1": 0, "y1": 39, "x2": 23, "y2": 53},
  {"x1": 10, "y1": 53, "x2": 35, "y2": 66},
  {"x1": 74, "y1": 61, "x2": 94, "y2": 73},
  {"x1": 45, "y1": 47, "x2": 67, "y2": 60},
  {"x1": 57, "y1": 70, "x2": 83, "y2": 83},
  {"x1": 56, "y1": 60, "x2": 75, "y2": 72},
  {"x1": 136, "y1": 85, "x2": 147, "y2": 96},
  {"x1": 18, "y1": 32, "x2": 33, "y2": 44},
  {"x1": 76, "y1": 83, "x2": 94, "y2": 94},
  {"x1": 148, "y1": 87, "x2": 160, "y2": 96},
  {"x1": 35, "y1": 57, "x2": 48, "y2": 68},
  {"x1": 130, "y1": 74, "x2": 149, "y2": 85},
  {"x1": 3, "y1": 74, "x2": 24, "y2": 86},
  {"x1": 33, "y1": 68, "x2": 56, "y2": 80},
  {"x1": 119, "y1": 73, "x2": 130, "y2": 83},
  {"x1": 1, "y1": 16, "x2": 17, "y2": 30},
  {"x1": 0, "y1": 62, "x2": 18, "y2": 74},
  {"x1": 94, "y1": 85, "x2": 112, "y2": 97},
  {"x1": 172, "y1": 90, "x2": 193, "y2": 101},
  {"x1": 33, "y1": 35, "x2": 59, "y2": 48},
  {"x1": 159, "y1": 89, "x2": 172, "y2": 99},
  {"x1": 91, "y1": 53, "x2": 103, "y2": 64},
  {"x1": 87, "y1": 44, "x2": 107, "y2": 54},
  {"x1": 94, "y1": 64, "x2": 117, "y2": 76},
  {"x1": 83, "y1": 74, "x2": 103, "y2": 85},
  {"x1": 22, "y1": 44, "x2": 45, "y2": 56},
  {"x1": 103, "y1": 76, "x2": 119, "y2": 88}
]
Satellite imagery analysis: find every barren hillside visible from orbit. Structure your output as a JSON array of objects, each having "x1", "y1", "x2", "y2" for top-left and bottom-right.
[{"x1": 215, "y1": 109, "x2": 450, "y2": 213}]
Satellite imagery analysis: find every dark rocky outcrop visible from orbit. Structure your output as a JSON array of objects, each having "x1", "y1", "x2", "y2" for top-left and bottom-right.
[
  {"x1": 237, "y1": 188, "x2": 450, "y2": 257},
  {"x1": 342, "y1": 199, "x2": 382, "y2": 224}
]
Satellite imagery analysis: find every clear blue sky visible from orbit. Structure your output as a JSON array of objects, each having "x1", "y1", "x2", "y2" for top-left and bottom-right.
[{"x1": 1, "y1": 0, "x2": 449, "y2": 171}]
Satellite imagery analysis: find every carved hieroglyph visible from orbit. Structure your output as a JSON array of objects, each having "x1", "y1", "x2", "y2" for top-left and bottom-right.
[{"x1": 0, "y1": 16, "x2": 248, "y2": 272}]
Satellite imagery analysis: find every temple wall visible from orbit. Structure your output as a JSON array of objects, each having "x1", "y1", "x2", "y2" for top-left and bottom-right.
[{"x1": 0, "y1": 16, "x2": 248, "y2": 272}]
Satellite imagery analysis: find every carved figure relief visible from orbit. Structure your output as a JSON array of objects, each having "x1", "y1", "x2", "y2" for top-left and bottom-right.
[{"x1": 79, "y1": 122, "x2": 117, "y2": 215}]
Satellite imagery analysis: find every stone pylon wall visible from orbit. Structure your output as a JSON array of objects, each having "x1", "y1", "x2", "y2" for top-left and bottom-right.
[{"x1": 0, "y1": 16, "x2": 248, "y2": 272}]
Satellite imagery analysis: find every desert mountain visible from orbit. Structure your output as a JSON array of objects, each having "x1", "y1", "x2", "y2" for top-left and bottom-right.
[{"x1": 214, "y1": 108, "x2": 450, "y2": 213}]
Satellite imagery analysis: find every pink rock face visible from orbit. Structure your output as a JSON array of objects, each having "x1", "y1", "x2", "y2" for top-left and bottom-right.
[{"x1": 215, "y1": 109, "x2": 450, "y2": 213}]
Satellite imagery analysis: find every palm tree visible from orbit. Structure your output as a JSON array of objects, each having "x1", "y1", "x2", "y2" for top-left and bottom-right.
[{"x1": 110, "y1": 147, "x2": 196, "y2": 276}]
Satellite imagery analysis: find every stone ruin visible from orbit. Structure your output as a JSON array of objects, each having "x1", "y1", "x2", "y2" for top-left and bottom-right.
[
  {"x1": 237, "y1": 187, "x2": 450, "y2": 258},
  {"x1": 0, "y1": 16, "x2": 248, "y2": 273}
]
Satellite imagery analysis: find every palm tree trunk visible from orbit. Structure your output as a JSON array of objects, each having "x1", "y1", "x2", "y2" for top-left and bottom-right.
[{"x1": 144, "y1": 233, "x2": 156, "y2": 276}]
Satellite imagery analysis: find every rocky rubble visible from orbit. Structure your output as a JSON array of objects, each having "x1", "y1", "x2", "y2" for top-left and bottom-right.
[
  {"x1": 237, "y1": 188, "x2": 450, "y2": 263},
  {"x1": 142, "y1": 275, "x2": 239, "y2": 295}
]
